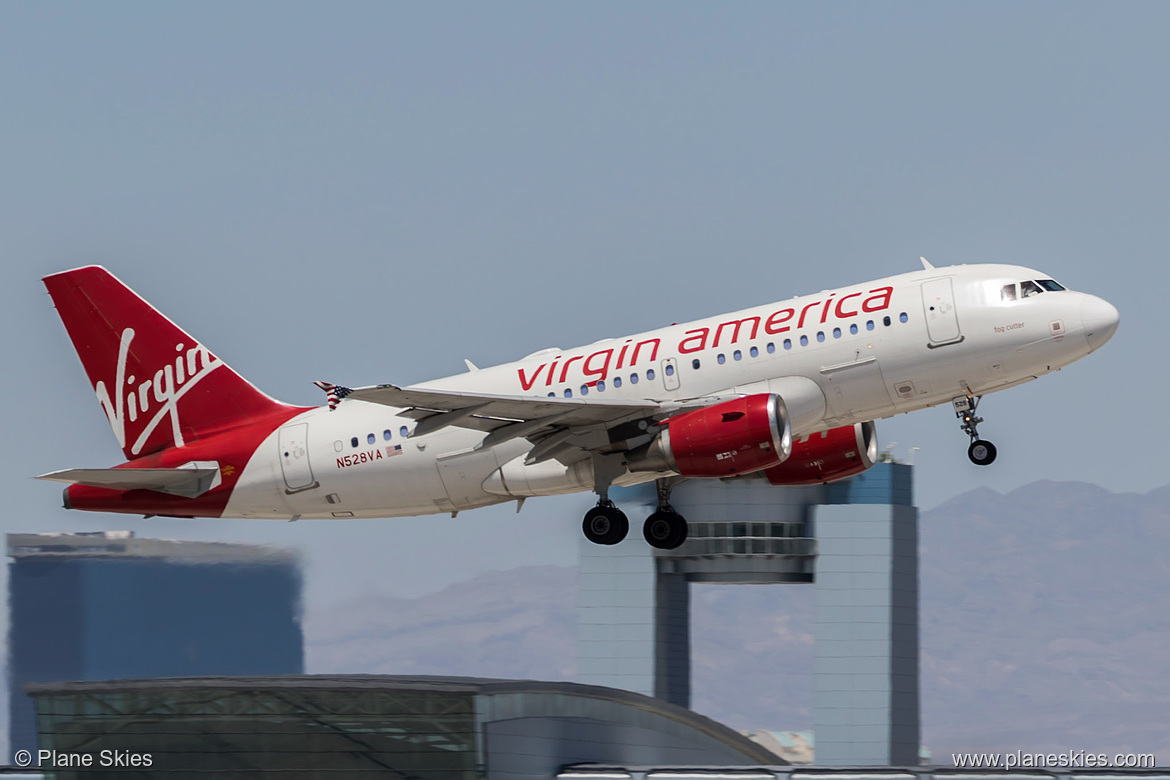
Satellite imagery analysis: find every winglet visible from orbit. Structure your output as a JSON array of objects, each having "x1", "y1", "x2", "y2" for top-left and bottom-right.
[
  {"x1": 920, "y1": 256, "x2": 935, "y2": 270},
  {"x1": 464, "y1": 359, "x2": 479, "y2": 372}
]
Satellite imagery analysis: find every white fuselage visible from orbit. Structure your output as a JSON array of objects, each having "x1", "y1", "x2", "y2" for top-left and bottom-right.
[{"x1": 224, "y1": 264, "x2": 1116, "y2": 520}]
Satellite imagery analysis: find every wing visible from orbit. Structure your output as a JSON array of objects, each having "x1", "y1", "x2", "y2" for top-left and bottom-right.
[{"x1": 344, "y1": 383, "x2": 700, "y2": 465}]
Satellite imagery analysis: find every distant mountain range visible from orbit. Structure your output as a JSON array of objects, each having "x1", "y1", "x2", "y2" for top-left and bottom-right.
[{"x1": 305, "y1": 480, "x2": 1170, "y2": 759}]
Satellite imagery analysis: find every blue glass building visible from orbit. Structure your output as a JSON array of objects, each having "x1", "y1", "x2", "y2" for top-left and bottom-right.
[{"x1": 7, "y1": 531, "x2": 303, "y2": 752}]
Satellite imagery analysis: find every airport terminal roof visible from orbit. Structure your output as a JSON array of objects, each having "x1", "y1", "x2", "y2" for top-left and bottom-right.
[
  {"x1": 27, "y1": 678, "x2": 776, "y2": 767},
  {"x1": 29, "y1": 674, "x2": 676, "y2": 698},
  {"x1": 29, "y1": 675, "x2": 781, "y2": 774}
]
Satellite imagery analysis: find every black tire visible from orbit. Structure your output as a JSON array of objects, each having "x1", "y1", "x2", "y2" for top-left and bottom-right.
[
  {"x1": 643, "y1": 510, "x2": 689, "y2": 550},
  {"x1": 583, "y1": 505, "x2": 629, "y2": 545},
  {"x1": 968, "y1": 439, "x2": 997, "y2": 466}
]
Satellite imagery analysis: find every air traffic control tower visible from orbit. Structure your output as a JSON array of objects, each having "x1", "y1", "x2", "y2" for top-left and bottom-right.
[{"x1": 578, "y1": 462, "x2": 918, "y2": 766}]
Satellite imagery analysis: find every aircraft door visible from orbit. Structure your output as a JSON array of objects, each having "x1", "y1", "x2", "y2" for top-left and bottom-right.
[
  {"x1": 921, "y1": 278, "x2": 963, "y2": 345},
  {"x1": 661, "y1": 358, "x2": 680, "y2": 391},
  {"x1": 819, "y1": 357, "x2": 895, "y2": 420},
  {"x1": 278, "y1": 423, "x2": 318, "y2": 493}
]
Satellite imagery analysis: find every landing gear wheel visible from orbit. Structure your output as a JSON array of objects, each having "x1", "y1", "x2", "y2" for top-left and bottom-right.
[
  {"x1": 967, "y1": 439, "x2": 997, "y2": 466},
  {"x1": 955, "y1": 395, "x2": 997, "y2": 467},
  {"x1": 582, "y1": 503, "x2": 629, "y2": 545},
  {"x1": 643, "y1": 510, "x2": 688, "y2": 550}
]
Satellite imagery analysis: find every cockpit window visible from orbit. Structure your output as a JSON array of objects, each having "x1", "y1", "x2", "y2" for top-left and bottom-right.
[{"x1": 1001, "y1": 279, "x2": 1065, "y2": 302}]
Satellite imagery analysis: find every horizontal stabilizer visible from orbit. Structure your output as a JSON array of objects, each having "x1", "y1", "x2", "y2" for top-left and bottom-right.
[{"x1": 36, "y1": 467, "x2": 220, "y2": 498}]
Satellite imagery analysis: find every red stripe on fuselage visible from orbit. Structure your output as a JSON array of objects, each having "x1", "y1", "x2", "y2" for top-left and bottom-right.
[{"x1": 65, "y1": 406, "x2": 310, "y2": 517}]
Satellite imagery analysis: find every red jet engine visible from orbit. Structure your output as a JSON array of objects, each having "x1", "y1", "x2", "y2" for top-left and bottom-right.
[
  {"x1": 762, "y1": 421, "x2": 877, "y2": 486},
  {"x1": 627, "y1": 393, "x2": 792, "y2": 478}
]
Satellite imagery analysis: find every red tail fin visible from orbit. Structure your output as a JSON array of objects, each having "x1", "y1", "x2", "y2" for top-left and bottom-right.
[{"x1": 44, "y1": 266, "x2": 295, "y2": 460}]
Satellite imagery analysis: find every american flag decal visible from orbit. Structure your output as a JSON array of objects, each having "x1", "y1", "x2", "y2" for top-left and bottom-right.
[
  {"x1": 313, "y1": 381, "x2": 353, "y2": 411},
  {"x1": 386, "y1": 445, "x2": 403, "y2": 457}
]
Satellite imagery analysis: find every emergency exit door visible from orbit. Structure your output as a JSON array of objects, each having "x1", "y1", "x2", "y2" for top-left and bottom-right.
[{"x1": 661, "y1": 358, "x2": 680, "y2": 391}]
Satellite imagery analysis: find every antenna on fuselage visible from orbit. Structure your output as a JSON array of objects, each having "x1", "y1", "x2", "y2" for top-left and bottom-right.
[{"x1": 920, "y1": 256, "x2": 935, "y2": 270}]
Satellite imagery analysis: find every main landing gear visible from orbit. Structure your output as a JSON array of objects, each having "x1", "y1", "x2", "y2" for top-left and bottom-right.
[
  {"x1": 642, "y1": 477, "x2": 688, "y2": 550},
  {"x1": 954, "y1": 395, "x2": 997, "y2": 466},
  {"x1": 642, "y1": 508, "x2": 688, "y2": 550},
  {"x1": 581, "y1": 478, "x2": 689, "y2": 550},
  {"x1": 582, "y1": 501, "x2": 629, "y2": 546}
]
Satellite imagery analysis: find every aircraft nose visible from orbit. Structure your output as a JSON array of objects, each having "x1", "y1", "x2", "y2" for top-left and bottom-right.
[{"x1": 1081, "y1": 295, "x2": 1119, "y2": 351}]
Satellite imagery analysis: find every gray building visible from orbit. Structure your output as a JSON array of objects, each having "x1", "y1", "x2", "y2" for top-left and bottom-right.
[{"x1": 7, "y1": 532, "x2": 303, "y2": 752}]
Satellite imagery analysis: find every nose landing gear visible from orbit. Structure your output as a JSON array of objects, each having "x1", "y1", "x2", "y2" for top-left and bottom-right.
[{"x1": 954, "y1": 395, "x2": 997, "y2": 466}]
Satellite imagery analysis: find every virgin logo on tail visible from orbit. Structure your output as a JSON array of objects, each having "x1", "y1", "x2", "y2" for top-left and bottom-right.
[{"x1": 94, "y1": 328, "x2": 223, "y2": 455}]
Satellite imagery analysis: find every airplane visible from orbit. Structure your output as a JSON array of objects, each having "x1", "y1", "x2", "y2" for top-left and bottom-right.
[{"x1": 37, "y1": 260, "x2": 1118, "y2": 549}]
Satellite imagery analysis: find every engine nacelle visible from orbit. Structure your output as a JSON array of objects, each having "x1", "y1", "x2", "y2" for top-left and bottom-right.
[
  {"x1": 627, "y1": 393, "x2": 792, "y2": 478},
  {"x1": 762, "y1": 421, "x2": 877, "y2": 486}
]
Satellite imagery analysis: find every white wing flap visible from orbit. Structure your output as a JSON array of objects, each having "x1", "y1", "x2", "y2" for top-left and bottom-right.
[
  {"x1": 346, "y1": 384, "x2": 733, "y2": 462},
  {"x1": 347, "y1": 384, "x2": 668, "y2": 428}
]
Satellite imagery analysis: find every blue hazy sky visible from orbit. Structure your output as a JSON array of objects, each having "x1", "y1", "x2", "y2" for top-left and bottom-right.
[{"x1": 1, "y1": 2, "x2": 1167, "y2": 603}]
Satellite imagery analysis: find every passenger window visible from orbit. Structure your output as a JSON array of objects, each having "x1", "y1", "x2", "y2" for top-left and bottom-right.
[
  {"x1": 630, "y1": 373, "x2": 639, "y2": 384},
  {"x1": 866, "y1": 320, "x2": 875, "y2": 331},
  {"x1": 350, "y1": 437, "x2": 359, "y2": 448},
  {"x1": 816, "y1": 332, "x2": 825, "y2": 342},
  {"x1": 718, "y1": 354, "x2": 726, "y2": 364},
  {"x1": 400, "y1": 425, "x2": 409, "y2": 437},
  {"x1": 548, "y1": 392, "x2": 556, "y2": 397},
  {"x1": 850, "y1": 323, "x2": 858, "y2": 335},
  {"x1": 646, "y1": 368, "x2": 656, "y2": 380},
  {"x1": 832, "y1": 327, "x2": 841, "y2": 338},
  {"x1": 800, "y1": 335, "x2": 809, "y2": 346},
  {"x1": 564, "y1": 388, "x2": 573, "y2": 397},
  {"x1": 883, "y1": 316, "x2": 891, "y2": 326},
  {"x1": 383, "y1": 429, "x2": 392, "y2": 441},
  {"x1": 614, "y1": 376, "x2": 623, "y2": 388},
  {"x1": 1021, "y1": 280, "x2": 1042, "y2": 298},
  {"x1": 1001, "y1": 283, "x2": 1018, "y2": 301},
  {"x1": 367, "y1": 433, "x2": 375, "y2": 445},
  {"x1": 692, "y1": 359, "x2": 701, "y2": 369},
  {"x1": 767, "y1": 343, "x2": 775, "y2": 353},
  {"x1": 580, "y1": 384, "x2": 589, "y2": 395},
  {"x1": 733, "y1": 350, "x2": 742, "y2": 361},
  {"x1": 665, "y1": 364, "x2": 674, "y2": 376},
  {"x1": 783, "y1": 338, "x2": 792, "y2": 350},
  {"x1": 750, "y1": 346, "x2": 758, "y2": 357},
  {"x1": 900, "y1": 312, "x2": 908, "y2": 323},
  {"x1": 597, "y1": 380, "x2": 606, "y2": 391}
]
